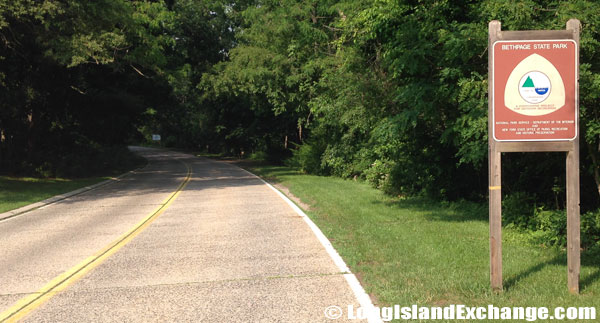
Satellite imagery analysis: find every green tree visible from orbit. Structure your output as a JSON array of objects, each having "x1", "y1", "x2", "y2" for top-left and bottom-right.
[{"x1": 0, "y1": 0, "x2": 174, "y2": 176}]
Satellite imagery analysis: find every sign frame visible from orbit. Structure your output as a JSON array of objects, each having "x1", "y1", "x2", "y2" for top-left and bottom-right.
[{"x1": 488, "y1": 19, "x2": 580, "y2": 294}]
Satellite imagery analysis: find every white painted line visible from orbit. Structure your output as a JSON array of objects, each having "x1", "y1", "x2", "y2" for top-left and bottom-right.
[
  {"x1": 0, "y1": 167, "x2": 144, "y2": 222},
  {"x1": 260, "y1": 180, "x2": 351, "y2": 273},
  {"x1": 239, "y1": 167, "x2": 383, "y2": 323}
]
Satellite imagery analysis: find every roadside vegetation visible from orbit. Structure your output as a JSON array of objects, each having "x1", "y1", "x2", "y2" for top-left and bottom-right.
[
  {"x1": 246, "y1": 163, "x2": 600, "y2": 314},
  {"x1": 0, "y1": 147, "x2": 145, "y2": 214},
  {"x1": 0, "y1": 176, "x2": 105, "y2": 214}
]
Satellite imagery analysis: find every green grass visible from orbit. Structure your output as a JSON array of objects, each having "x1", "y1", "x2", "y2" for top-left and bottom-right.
[
  {"x1": 245, "y1": 164, "x2": 600, "y2": 320},
  {"x1": 0, "y1": 176, "x2": 111, "y2": 214},
  {"x1": 0, "y1": 147, "x2": 148, "y2": 214}
]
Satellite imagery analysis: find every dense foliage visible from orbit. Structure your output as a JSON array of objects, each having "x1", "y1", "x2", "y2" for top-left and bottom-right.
[
  {"x1": 0, "y1": 0, "x2": 175, "y2": 176},
  {"x1": 2, "y1": 0, "x2": 600, "y2": 249}
]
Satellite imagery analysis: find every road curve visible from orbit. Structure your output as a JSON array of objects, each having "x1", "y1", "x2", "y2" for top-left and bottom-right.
[{"x1": 0, "y1": 147, "x2": 365, "y2": 322}]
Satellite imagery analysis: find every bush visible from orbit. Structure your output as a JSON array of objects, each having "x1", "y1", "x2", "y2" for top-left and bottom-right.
[
  {"x1": 364, "y1": 159, "x2": 397, "y2": 194},
  {"x1": 507, "y1": 205, "x2": 600, "y2": 251},
  {"x1": 502, "y1": 192, "x2": 537, "y2": 230},
  {"x1": 286, "y1": 141, "x2": 327, "y2": 175},
  {"x1": 530, "y1": 208, "x2": 567, "y2": 247},
  {"x1": 35, "y1": 145, "x2": 145, "y2": 178},
  {"x1": 581, "y1": 210, "x2": 600, "y2": 251},
  {"x1": 248, "y1": 151, "x2": 268, "y2": 161}
]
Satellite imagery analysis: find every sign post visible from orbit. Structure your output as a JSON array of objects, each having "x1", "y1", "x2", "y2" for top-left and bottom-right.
[{"x1": 488, "y1": 19, "x2": 580, "y2": 293}]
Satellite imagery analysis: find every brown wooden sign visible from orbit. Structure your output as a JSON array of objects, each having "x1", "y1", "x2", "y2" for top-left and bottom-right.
[
  {"x1": 488, "y1": 19, "x2": 581, "y2": 294},
  {"x1": 493, "y1": 40, "x2": 577, "y2": 141}
]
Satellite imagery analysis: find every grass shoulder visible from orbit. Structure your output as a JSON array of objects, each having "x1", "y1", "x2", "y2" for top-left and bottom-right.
[
  {"x1": 0, "y1": 147, "x2": 146, "y2": 214},
  {"x1": 241, "y1": 163, "x2": 600, "y2": 315}
]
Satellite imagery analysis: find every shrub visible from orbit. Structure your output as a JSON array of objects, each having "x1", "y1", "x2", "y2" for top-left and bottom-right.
[
  {"x1": 530, "y1": 208, "x2": 567, "y2": 247},
  {"x1": 364, "y1": 159, "x2": 397, "y2": 194},
  {"x1": 287, "y1": 141, "x2": 327, "y2": 175},
  {"x1": 515, "y1": 207, "x2": 600, "y2": 251},
  {"x1": 502, "y1": 192, "x2": 537, "y2": 230},
  {"x1": 581, "y1": 209, "x2": 600, "y2": 251},
  {"x1": 34, "y1": 145, "x2": 145, "y2": 178}
]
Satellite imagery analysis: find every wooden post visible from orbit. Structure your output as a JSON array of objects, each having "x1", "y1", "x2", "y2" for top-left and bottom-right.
[
  {"x1": 488, "y1": 20, "x2": 503, "y2": 291},
  {"x1": 489, "y1": 151, "x2": 502, "y2": 291},
  {"x1": 566, "y1": 18, "x2": 581, "y2": 294}
]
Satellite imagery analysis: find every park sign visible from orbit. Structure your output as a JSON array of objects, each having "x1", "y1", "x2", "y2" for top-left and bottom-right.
[
  {"x1": 492, "y1": 39, "x2": 577, "y2": 141},
  {"x1": 488, "y1": 20, "x2": 580, "y2": 294}
]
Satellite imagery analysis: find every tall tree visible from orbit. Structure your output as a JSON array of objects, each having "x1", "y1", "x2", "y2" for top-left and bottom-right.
[{"x1": 0, "y1": 0, "x2": 173, "y2": 176}]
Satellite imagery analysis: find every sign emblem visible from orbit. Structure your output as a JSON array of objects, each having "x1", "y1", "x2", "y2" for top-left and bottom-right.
[
  {"x1": 519, "y1": 71, "x2": 551, "y2": 103},
  {"x1": 503, "y1": 53, "x2": 566, "y2": 117}
]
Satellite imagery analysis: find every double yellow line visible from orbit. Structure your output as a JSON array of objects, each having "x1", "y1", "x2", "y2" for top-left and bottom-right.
[{"x1": 0, "y1": 162, "x2": 192, "y2": 322}]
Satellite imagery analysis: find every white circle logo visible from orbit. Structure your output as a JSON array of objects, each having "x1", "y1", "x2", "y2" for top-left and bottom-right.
[
  {"x1": 324, "y1": 306, "x2": 343, "y2": 319},
  {"x1": 518, "y1": 71, "x2": 551, "y2": 104}
]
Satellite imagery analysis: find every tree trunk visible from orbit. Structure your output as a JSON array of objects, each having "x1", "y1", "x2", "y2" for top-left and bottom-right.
[{"x1": 27, "y1": 108, "x2": 36, "y2": 162}]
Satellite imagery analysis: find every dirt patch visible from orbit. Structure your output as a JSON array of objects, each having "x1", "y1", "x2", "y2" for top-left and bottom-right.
[
  {"x1": 271, "y1": 183, "x2": 312, "y2": 211},
  {"x1": 219, "y1": 158, "x2": 273, "y2": 170},
  {"x1": 432, "y1": 293, "x2": 462, "y2": 307},
  {"x1": 354, "y1": 271, "x2": 380, "y2": 306}
]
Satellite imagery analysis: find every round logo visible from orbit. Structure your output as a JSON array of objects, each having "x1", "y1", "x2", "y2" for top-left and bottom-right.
[
  {"x1": 324, "y1": 306, "x2": 343, "y2": 319},
  {"x1": 518, "y1": 71, "x2": 551, "y2": 104}
]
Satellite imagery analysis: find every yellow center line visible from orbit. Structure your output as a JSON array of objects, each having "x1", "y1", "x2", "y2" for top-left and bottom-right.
[{"x1": 0, "y1": 161, "x2": 192, "y2": 322}]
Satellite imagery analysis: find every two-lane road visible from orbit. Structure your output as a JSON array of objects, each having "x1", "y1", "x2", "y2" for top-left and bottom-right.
[{"x1": 0, "y1": 147, "x2": 366, "y2": 322}]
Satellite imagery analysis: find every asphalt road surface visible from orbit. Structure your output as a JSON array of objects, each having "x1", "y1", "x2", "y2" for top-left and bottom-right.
[{"x1": 0, "y1": 147, "x2": 366, "y2": 322}]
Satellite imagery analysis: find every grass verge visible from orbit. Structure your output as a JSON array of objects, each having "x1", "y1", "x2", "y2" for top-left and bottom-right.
[
  {"x1": 0, "y1": 148, "x2": 146, "y2": 214},
  {"x1": 243, "y1": 164, "x2": 599, "y2": 320},
  {"x1": 0, "y1": 177, "x2": 109, "y2": 214}
]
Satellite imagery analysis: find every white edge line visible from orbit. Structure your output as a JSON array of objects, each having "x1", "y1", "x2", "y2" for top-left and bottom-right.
[
  {"x1": 0, "y1": 146, "x2": 170, "y2": 221},
  {"x1": 0, "y1": 165, "x2": 144, "y2": 222},
  {"x1": 239, "y1": 167, "x2": 383, "y2": 323}
]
